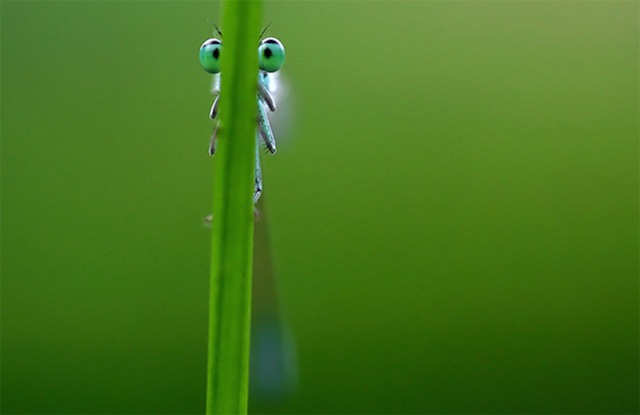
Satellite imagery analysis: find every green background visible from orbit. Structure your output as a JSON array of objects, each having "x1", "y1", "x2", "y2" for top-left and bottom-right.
[{"x1": 2, "y1": 1, "x2": 638, "y2": 413}]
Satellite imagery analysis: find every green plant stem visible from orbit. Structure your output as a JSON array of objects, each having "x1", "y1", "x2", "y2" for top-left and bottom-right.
[{"x1": 206, "y1": 1, "x2": 262, "y2": 414}]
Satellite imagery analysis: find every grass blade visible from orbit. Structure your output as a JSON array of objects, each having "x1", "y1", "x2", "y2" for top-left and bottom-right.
[{"x1": 206, "y1": 1, "x2": 262, "y2": 414}]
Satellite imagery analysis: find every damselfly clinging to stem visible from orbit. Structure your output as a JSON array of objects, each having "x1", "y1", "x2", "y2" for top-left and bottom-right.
[
  {"x1": 199, "y1": 27, "x2": 286, "y2": 204},
  {"x1": 199, "y1": 29, "x2": 296, "y2": 401}
]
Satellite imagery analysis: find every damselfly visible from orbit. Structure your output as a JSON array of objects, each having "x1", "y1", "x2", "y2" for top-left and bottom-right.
[
  {"x1": 199, "y1": 30, "x2": 295, "y2": 402},
  {"x1": 199, "y1": 31, "x2": 286, "y2": 203}
]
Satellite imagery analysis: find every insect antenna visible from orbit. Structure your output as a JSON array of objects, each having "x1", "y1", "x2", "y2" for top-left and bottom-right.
[
  {"x1": 258, "y1": 23, "x2": 272, "y2": 40},
  {"x1": 206, "y1": 19, "x2": 223, "y2": 38}
]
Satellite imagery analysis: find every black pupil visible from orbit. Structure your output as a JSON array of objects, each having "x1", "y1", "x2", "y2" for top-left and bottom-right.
[
  {"x1": 212, "y1": 48, "x2": 220, "y2": 59},
  {"x1": 263, "y1": 47, "x2": 272, "y2": 59}
]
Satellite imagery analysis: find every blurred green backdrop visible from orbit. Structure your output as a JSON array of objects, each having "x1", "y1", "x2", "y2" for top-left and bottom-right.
[{"x1": 2, "y1": 1, "x2": 638, "y2": 414}]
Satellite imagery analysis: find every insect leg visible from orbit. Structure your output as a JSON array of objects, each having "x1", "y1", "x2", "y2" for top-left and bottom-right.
[
  {"x1": 209, "y1": 96, "x2": 219, "y2": 119},
  {"x1": 209, "y1": 122, "x2": 219, "y2": 156},
  {"x1": 257, "y1": 101, "x2": 276, "y2": 154},
  {"x1": 258, "y1": 83, "x2": 276, "y2": 112},
  {"x1": 253, "y1": 134, "x2": 263, "y2": 204}
]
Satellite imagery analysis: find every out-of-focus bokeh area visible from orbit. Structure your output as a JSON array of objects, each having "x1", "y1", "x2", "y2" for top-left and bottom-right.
[{"x1": 2, "y1": 1, "x2": 638, "y2": 413}]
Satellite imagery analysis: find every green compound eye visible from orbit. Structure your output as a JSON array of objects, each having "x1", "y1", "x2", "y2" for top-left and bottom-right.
[
  {"x1": 199, "y1": 38, "x2": 222, "y2": 74},
  {"x1": 258, "y1": 37, "x2": 285, "y2": 73}
]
